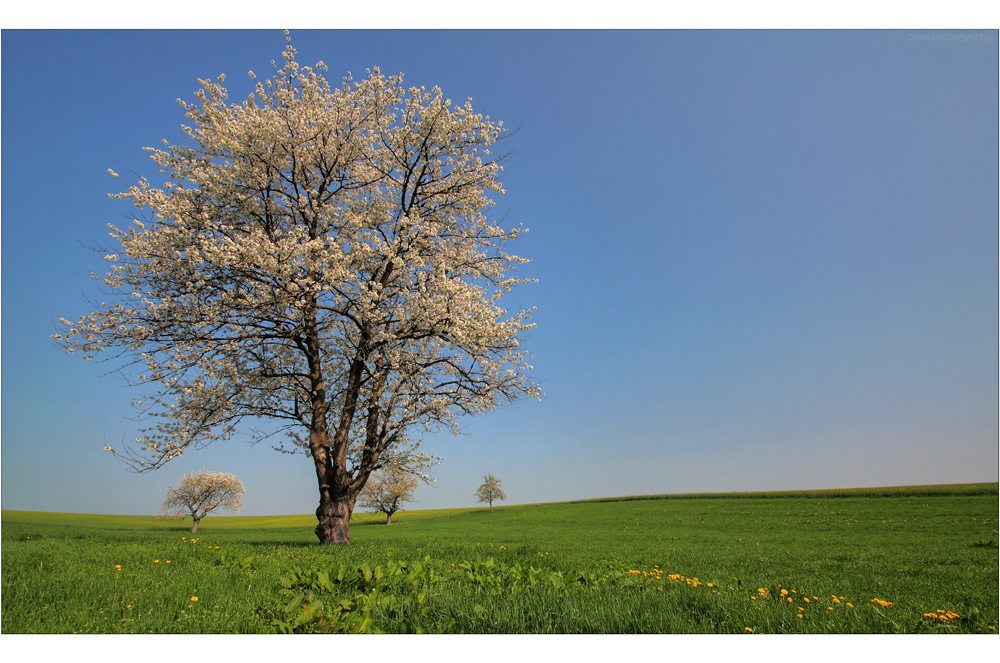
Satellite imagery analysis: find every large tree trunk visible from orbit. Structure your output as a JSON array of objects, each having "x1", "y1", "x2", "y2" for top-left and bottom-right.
[
  {"x1": 315, "y1": 491, "x2": 353, "y2": 544},
  {"x1": 312, "y1": 441, "x2": 359, "y2": 543},
  {"x1": 303, "y1": 300, "x2": 356, "y2": 545},
  {"x1": 191, "y1": 517, "x2": 200, "y2": 533},
  {"x1": 386, "y1": 512, "x2": 393, "y2": 525},
  {"x1": 303, "y1": 299, "x2": 372, "y2": 545}
]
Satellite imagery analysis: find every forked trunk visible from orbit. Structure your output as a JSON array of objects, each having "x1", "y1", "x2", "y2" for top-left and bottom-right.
[
  {"x1": 304, "y1": 303, "x2": 368, "y2": 545},
  {"x1": 315, "y1": 491, "x2": 353, "y2": 544}
]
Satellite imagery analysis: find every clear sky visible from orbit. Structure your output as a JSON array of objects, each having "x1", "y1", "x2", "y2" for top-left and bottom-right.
[{"x1": 2, "y1": 27, "x2": 997, "y2": 517}]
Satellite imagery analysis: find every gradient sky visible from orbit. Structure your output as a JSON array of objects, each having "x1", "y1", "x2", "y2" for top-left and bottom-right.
[{"x1": 2, "y1": 29, "x2": 997, "y2": 516}]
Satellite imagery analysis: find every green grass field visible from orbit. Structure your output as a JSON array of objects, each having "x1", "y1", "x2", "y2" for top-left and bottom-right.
[{"x1": 2, "y1": 483, "x2": 997, "y2": 634}]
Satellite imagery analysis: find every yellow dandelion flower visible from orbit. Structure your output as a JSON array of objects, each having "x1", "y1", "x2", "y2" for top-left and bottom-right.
[
  {"x1": 797, "y1": 614, "x2": 803, "y2": 619},
  {"x1": 751, "y1": 596, "x2": 757, "y2": 601},
  {"x1": 745, "y1": 627, "x2": 753, "y2": 633},
  {"x1": 780, "y1": 589, "x2": 789, "y2": 596},
  {"x1": 127, "y1": 605, "x2": 132, "y2": 609},
  {"x1": 787, "y1": 597, "x2": 793, "y2": 603},
  {"x1": 165, "y1": 560, "x2": 170, "y2": 564},
  {"x1": 154, "y1": 559, "x2": 159, "y2": 563},
  {"x1": 846, "y1": 603, "x2": 854, "y2": 608},
  {"x1": 804, "y1": 598, "x2": 810, "y2": 603},
  {"x1": 828, "y1": 607, "x2": 834, "y2": 611},
  {"x1": 115, "y1": 565, "x2": 121, "y2": 570},
  {"x1": 191, "y1": 596, "x2": 198, "y2": 602}
]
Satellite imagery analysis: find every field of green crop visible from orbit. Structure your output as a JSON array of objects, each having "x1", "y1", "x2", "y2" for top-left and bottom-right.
[{"x1": 2, "y1": 483, "x2": 997, "y2": 634}]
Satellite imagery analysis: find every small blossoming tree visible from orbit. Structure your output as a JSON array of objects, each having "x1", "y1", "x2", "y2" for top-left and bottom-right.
[
  {"x1": 356, "y1": 466, "x2": 419, "y2": 525},
  {"x1": 475, "y1": 473, "x2": 506, "y2": 512},
  {"x1": 159, "y1": 470, "x2": 245, "y2": 533},
  {"x1": 54, "y1": 33, "x2": 540, "y2": 544}
]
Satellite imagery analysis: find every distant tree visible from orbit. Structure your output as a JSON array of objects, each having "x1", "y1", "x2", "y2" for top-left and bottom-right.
[
  {"x1": 475, "y1": 473, "x2": 506, "y2": 512},
  {"x1": 357, "y1": 467, "x2": 419, "y2": 524},
  {"x1": 54, "y1": 32, "x2": 541, "y2": 545},
  {"x1": 159, "y1": 470, "x2": 245, "y2": 533}
]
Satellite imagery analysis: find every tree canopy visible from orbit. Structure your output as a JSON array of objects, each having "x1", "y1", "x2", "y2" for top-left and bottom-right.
[
  {"x1": 55, "y1": 33, "x2": 540, "y2": 543},
  {"x1": 159, "y1": 470, "x2": 245, "y2": 533},
  {"x1": 357, "y1": 466, "x2": 419, "y2": 524},
  {"x1": 475, "y1": 473, "x2": 506, "y2": 511}
]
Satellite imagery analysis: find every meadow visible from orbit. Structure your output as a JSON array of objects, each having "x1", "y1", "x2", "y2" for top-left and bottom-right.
[{"x1": 2, "y1": 483, "x2": 997, "y2": 634}]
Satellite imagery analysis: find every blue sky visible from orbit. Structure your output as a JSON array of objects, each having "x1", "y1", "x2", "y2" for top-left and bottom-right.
[{"x1": 2, "y1": 28, "x2": 997, "y2": 516}]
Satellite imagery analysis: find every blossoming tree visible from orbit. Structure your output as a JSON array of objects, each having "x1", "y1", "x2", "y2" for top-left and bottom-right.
[
  {"x1": 159, "y1": 470, "x2": 245, "y2": 533},
  {"x1": 475, "y1": 473, "x2": 506, "y2": 511},
  {"x1": 54, "y1": 35, "x2": 540, "y2": 544},
  {"x1": 356, "y1": 466, "x2": 419, "y2": 525}
]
